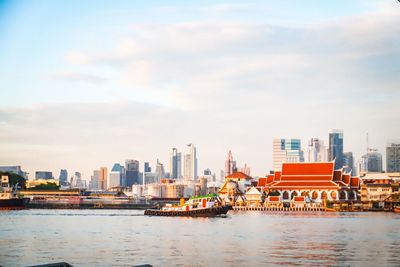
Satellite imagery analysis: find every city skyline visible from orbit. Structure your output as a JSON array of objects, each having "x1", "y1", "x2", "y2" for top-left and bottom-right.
[{"x1": 1, "y1": 1, "x2": 400, "y2": 179}]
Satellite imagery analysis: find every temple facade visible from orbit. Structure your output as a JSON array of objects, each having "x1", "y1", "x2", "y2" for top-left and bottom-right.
[{"x1": 258, "y1": 161, "x2": 360, "y2": 203}]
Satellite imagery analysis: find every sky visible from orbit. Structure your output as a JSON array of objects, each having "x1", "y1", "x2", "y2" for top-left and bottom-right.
[{"x1": 0, "y1": 0, "x2": 400, "y2": 180}]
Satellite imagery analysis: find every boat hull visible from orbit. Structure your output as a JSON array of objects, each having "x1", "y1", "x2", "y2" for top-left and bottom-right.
[
  {"x1": 394, "y1": 207, "x2": 400, "y2": 213},
  {"x1": 144, "y1": 205, "x2": 232, "y2": 217},
  {"x1": 0, "y1": 198, "x2": 29, "y2": 210}
]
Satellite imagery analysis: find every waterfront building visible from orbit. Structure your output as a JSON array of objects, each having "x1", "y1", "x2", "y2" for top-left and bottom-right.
[
  {"x1": 259, "y1": 161, "x2": 360, "y2": 203},
  {"x1": 26, "y1": 178, "x2": 59, "y2": 188},
  {"x1": 58, "y1": 169, "x2": 68, "y2": 186},
  {"x1": 111, "y1": 163, "x2": 125, "y2": 187},
  {"x1": 305, "y1": 138, "x2": 328, "y2": 162},
  {"x1": 170, "y1": 148, "x2": 182, "y2": 179},
  {"x1": 184, "y1": 143, "x2": 197, "y2": 181},
  {"x1": 0, "y1": 165, "x2": 28, "y2": 179},
  {"x1": 343, "y1": 152, "x2": 354, "y2": 173},
  {"x1": 219, "y1": 171, "x2": 253, "y2": 198},
  {"x1": 360, "y1": 183, "x2": 392, "y2": 209},
  {"x1": 35, "y1": 171, "x2": 53, "y2": 180},
  {"x1": 244, "y1": 187, "x2": 263, "y2": 206},
  {"x1": 386, "y1": 140, "x2": 400, "y2": 172},
  {"x1": 328, "y1": 129, "x2": 344, "y2": 169},
  {"x1": 224, "y1": 150, "x2": 237, "y2": 177},
  {"x1": 359, "y1": 149, "x2": 383, "y2": 174},
  {"x1": 272, "y1": 138, "x2": 304, "y2": 171},
  {"x1": 125, "y1": 159, "x2": 140, "y2": 186}
]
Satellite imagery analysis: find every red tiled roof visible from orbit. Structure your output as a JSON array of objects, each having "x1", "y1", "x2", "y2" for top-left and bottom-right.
[
  {"x1": 257, "y1": 177, "x2": 267, "y2": 187},
  {"x1": 333, "y1": 170, "x2": 342, "y2": 181},
  {"x1": 280, "y1": 175, "x2": 333, "y2": 181},
  {"x1": 282, "y1": 162, "x2": 334, "y2": 176},
  {"x1": 267, "y1": 175, "x2": 274, "y2": 184},
  {"x1": 226, "y1": 172, "x2": 253, "y2": 180},
  {"x1": 269, "y1": 181, "x2": 340, "y2": 189},
  {"x1": 274, "y1": 171, "x2": 281, "y2": 181},
  {"x1": 350, "y1": 177, "x2": 360, "y2": 188},
  {"x1": 342, "y1": 174, "x2": 350, "y2": 185}
]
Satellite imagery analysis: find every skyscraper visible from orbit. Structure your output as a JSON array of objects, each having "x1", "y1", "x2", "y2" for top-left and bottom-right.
[
  {"x1": 184, "y1": 143, "x2": 197, "y2": 181},
  {"x1": 224, "y1": 150, "x2": 237, "y2": 177},
  {"x1": 170, "y1": 148, "x2": 182, "y2": 179},
  {"x1": 90, "y1": 170, "x2": 100, "y2": 190},
  {"x1": 329, "y1": 129, "x2": 344, "y2": 169},
  {"x1": 111, "y1": 163, "x2": 125, "y2": 187},
  {"x1": 343, "y1": 152, "x2": 354, "y2": 173},
  {"x1": 35, "y1": 171, "x2": 53, "y2": 180},
  {"x1": 125, "y1": 159, "x2": 140, "y2": 186},
  {"x1": 305, "y1": 138, "x2": 328, "y2": 162},
  {"x1": 386, "y1": 140, "x2": 400, "y2": 172},
  {"x1": 99, "y1": 167, "x2": 107, "y2": 190},
  {"x1": 144, "y1": 162, "x2": 151, "y2": 173},
  {"x1": 59, "y1": 169, "x2": 68, "y2": 186},
  {"x1": 359, "y1": 149, "x2": 382, "y2": 173},
  {"x1": 155, "y1": 159, "x2": 165, "y2": 181},
  {"x1": 272, "y1": 138, "x2": 304, "y2": 171}
]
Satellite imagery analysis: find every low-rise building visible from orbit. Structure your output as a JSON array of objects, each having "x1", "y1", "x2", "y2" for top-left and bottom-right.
[{"x1": 361, "y1": 183, "x2": 392, "y2": 209}]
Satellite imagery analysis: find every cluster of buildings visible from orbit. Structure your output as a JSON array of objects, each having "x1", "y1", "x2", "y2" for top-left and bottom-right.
[{"x1": 1, "y1": 131, "x2": 399, "y2": 209}]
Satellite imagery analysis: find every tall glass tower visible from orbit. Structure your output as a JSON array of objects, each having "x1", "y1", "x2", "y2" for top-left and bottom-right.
[{"x1": 329, "y1": 129, "x2": 344, "y2": 169}]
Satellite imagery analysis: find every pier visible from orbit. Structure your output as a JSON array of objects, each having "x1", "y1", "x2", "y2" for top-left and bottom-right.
[{"x1": 233, "y1": 206, "x2": 326, "y2": 212}]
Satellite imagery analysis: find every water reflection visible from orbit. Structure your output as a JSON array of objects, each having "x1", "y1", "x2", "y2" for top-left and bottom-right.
[{"x1": 0, "y1": 210, "x2": 400, "y2": 266}]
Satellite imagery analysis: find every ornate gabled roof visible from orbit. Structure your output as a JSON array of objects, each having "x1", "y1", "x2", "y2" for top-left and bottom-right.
[
  {"x1": 225, "y1": 171, "x2": 253, "y2": 180},
  {"x1": 257, "y1": 177, "x2": 267, "y2": 187},
  {"x1": 350, "y1": 177, "x2": 360, "y2": 188},
  {"x1": 281, "y1": 161, "x2": 335, "y2": 176}
]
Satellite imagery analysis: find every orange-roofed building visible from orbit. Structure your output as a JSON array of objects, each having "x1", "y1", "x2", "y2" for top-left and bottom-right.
[{"x1": 262, "y1": 160, "x2": 359, "y2": 203}]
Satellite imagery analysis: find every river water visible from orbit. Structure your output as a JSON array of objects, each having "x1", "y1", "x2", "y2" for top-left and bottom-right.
[{"x1": 1, "y1": 210, "x2": 399, "y2": 266}]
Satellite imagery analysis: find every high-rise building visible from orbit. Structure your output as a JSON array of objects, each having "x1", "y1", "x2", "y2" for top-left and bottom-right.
[
  {"x1": 99, "y1": 167, "x2": 107, "y2": 190},
  {"x1": 204, "y1": 168, "x2": 212, "y2": 175},
  {"x1": 59, "y1": 169, "x2": 68, "y2": 185},
  {"x1": 125, "y1": 159, "x2": 140, "y2": 186},
  {"x1": 240, "y1": 163, "x2": 251, "y2": 176},
  {"x1": 108, "y1": 171, "x2": 121, "y2": 188},
  {"x1": 184, "y1": 143, "x2": 197, "y2": 181},
  {"x1": 111, "y1": 163, "x2": 125, "y2": 187},
  {"x1": 170, "y1": 148, "x2": 182, "y2": 179},
  {"x1": 73, "y1": 171, "x2": 83, "y2": 188},
  {"x1": 35, "y1": 171, "x2": 53, "y2": 180},
  {"x1": 359, "y1": 149, "x2": 383, "y2": 173},
  {"x1": 90, "y1": 170, "x2": 100, "y2": 190},
  {"x1": 387, "y1": 140, "x2": 400, "y2": 172},
  {"x1": 224, "y1": 150, "x2": 237, "y2": 177},
  {"x1": 272, "y1": 138, "x2": 304, "y2": 171},
  {"x1": 343, "y1": 152, "x2": 354, "y2": 173},
  {"x1": 328, "y1": 129, "x2": 344, "y2": 169},
  {"x1": 144, "y1": 162, "x2": 151, "y2": 173},
  {"x1": 155, "y1": 159, "x2": 165, "y2": 181},
  {"x1": 305, "y1": 138, "x2": 328, "y2": 162}
]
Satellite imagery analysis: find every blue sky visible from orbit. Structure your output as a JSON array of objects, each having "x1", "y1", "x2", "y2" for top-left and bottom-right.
[{"x1": 0, "y1": 0, "x2": 399, "y2": 179}]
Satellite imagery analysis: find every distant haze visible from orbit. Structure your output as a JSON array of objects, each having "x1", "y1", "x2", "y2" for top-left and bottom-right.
[{"x1": 0, "y1": 1, "x2": 399, "y2": 179}]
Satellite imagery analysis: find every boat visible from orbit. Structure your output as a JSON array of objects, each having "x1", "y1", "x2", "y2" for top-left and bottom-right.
[
  {"x1": 394, "y1": 207, "x2": 400, "y2": 213},
  {"x1": 144, "y1": 194, "x2": 232, "y2": 217},
  {"x1": 0, "y1": 175, "x2": 29, "y2": 210}
]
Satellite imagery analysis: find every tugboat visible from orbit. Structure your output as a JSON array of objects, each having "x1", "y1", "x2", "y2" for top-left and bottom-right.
[
  {"x1": 0, "y1": 175, "x2": 29, "y2": 210},
  {"x1": 144, "y1": 194, "x2": 231, "y2": 217}
]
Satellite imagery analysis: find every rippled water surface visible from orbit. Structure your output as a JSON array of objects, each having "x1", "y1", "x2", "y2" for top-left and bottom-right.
[{"x1": 1, "y1": 210, "x2": 400, "y2": 266}]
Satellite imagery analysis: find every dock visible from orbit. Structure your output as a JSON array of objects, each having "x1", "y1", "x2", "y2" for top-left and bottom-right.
[{"x1": 232, "y1": 206, "x2": 326, "y2": 212}]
